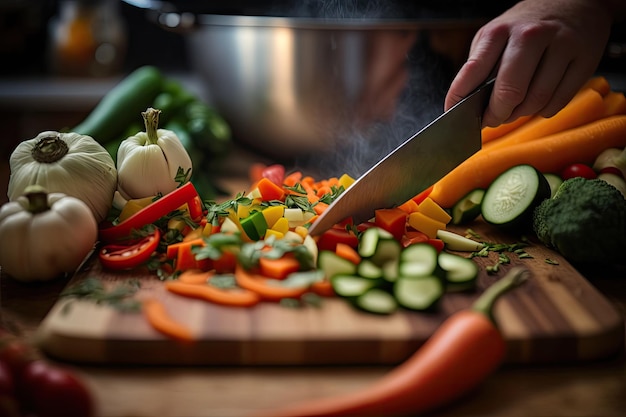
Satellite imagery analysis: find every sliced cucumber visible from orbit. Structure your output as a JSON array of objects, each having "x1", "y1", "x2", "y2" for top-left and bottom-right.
[
  {"x1": 438, "y1": 252, "x2": 478, "y2": 292},
  {"x1": 317, "y1": 250, "x2": 357, "y2": 280},
  {"x1": 357, "y1": 260, "x2": 384, "y2": 280},
  {"x1": 370, "y1": 238, "x2": 402, "y2": 267},
  {"x1": 543, "y1": 173, "x2": 563, "y2": 198},
  {"x1": 358, "y1": 227, "x2": 394, "y2": 258},
  {"x1": 481, "y1": 164, "x2": 551, "y2": 231},
  {"x1": 354, "y1": 288, "x2": 398, "y2": 315},
  {"x1": 398, "y1": 243, "x2": 440, "y2": 278},
  {"x1": 330, "y1": 274, "x2": 377, "y2": 298},
  {"x1": 451, "y1": 188, "x2": 485, "y2": 225},
  {"x1": 394, "y1": 275, "x2": 443, "y2": 311}
]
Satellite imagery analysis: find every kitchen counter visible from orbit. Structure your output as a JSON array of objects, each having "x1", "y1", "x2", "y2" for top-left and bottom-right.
[{"x1": 1, "y1": 146, "x2": 625, "y2": 417}]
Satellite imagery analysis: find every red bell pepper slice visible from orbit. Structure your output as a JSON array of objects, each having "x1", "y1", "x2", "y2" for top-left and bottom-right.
[
  {"x1": 99, "y1": 229, "x2": 161, "y2": 270},
  {"x1": 99, "y1": 182, "x2": 200, "y2": 243}
]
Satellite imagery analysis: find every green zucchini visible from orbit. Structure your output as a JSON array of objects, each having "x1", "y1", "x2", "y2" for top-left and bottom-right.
[
  {"x1": 398, "y1": 243, "x2": 440, "y2": 278},
  {"x1": 358, "y1": 227, "x2": 394, "y2": 258},
  {"x1": 438, "y1": 252, "x2": 478, "y2": 292},
  {"x1": 357, "y1": 259, "x2": 384, "y2": 280},
  {"x1": 451, "y1": 188, "x2": 484, "y2": 225},
  {"x1": 354, "y1": 288, "x2": 398, "y2": 315},
  {"x1": 481, "y1": 164, "x2": 551, "y2": 231},
  {"x1": 317, "y1": 250, "x2": 357, "y2": 280},
  {"x1": 543, "y1": 173, "x2": 563, "y2": 198},
  {"x1": 394, "y1": 275, "x2": 443, "y2": 311},
  {"x1": 330, "y1": 274, "x2": 377, "y2": 298},
  {"x1": 73, "y1": 66, "x2": 165, "y2": 144}
]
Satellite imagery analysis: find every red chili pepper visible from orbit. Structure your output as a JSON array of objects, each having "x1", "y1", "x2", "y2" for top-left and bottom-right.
[
  {"x1": 99, "y1": 182, "x2": 200, "y2": 243},
  {"x1": 99, "y1": 229, "x2": 161, "y2": 270}
]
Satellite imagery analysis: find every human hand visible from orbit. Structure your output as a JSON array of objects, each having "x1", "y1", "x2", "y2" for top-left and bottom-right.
[{"x1": 444, "y1": 0, "x2": 618, "y2": 127}]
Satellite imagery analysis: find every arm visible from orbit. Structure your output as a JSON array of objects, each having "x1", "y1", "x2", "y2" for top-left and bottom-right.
[{"x1": 445, "y1": 0, "x2": 626, "y2": 127}]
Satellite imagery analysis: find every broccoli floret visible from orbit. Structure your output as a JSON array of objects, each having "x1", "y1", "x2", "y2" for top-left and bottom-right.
[{"x1": 532, "y1": 177, "x2": 626, "y2": 264}]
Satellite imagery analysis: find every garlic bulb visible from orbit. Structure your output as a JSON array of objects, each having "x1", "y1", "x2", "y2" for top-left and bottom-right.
[
  {"x1": 116, "y1": 107, "x2": 192, "y2": 200},
  {"x1": 7, "y1": 131, "x2": 117, "y2": 223}
]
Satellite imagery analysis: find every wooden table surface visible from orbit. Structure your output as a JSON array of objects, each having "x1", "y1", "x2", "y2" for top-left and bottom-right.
[{"x1": 1, "y1": 151, "x2": 626, "y2": 417}]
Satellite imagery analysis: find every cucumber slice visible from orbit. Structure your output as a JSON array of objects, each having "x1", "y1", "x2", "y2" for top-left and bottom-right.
[
  {"x1": 398, "y1": 243, "x2": 439, "y2": 278},
  {"x1": 317, "y1": 250, "x2": 357, "y2": 280},
  {"x1": 354, "y1": 288, "x2": 398, "y2": 315},
  {"x1": 394, "y1": 275, "x2": 443, "y2": 311},
  {"x1": 481, "y1": 164, "x2": 551, "y2": 231},
  {"x1": 451, "y1": 188, "x2": 485, "y2": 225},
  {"x1": 438, "y1": 252, "x2": 478, "y2": 292},
  {"x1": 370, "y1": 238, "x2": 402, "y2": 267},
  {"x1": 331, "y1": 274, "x2": 377, "y2": 298},
  {"x1": 357, "y1": 260, "x2": 384, "y2": 280},
  {"x1": 358, "y1": 227, "x2": 394, "y2": 258},
  {"x1": 543, "y1": 173, "x2": 563, "y2": 198}
]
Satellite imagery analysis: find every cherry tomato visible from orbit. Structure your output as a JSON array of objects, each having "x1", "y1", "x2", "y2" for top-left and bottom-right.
[
  {"x1": 18, "y1": 360, "x2": 94, "y2": 417},
  {"x1": 99, "y1": 228, "x2": 161, "y2": 270},
  {"x1": 560, "y1": 163, "x2": 597, "y2": 180}
]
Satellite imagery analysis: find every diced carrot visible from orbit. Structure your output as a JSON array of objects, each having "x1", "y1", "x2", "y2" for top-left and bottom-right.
[
  {"x1": 310, "y1": 280, "x2": 335, "y2": 297},
  {"x1": 256, "y1": 177, "x2": 286, "y2": 201},
  {"x1": 166, "y1": 238, "x2": 205, "y2": 259},
  {"x1": 283, "y1": 171, "x2": 303, "y2": 187},
  {"x1": 398, "y1": 198, "x2": 419, "y2": 214},
  {"x1": 235, "y1": 266, "x2": 309, "y2": 301},
  {"x1": 335, "y1": 242, "x2": 361, "y2": 265},
  {"x1": 313, "y1": 201, "x2": 329, "y2": 215},
  {"x1": 142, "y1": 298, "x2": 194, "y2": 343},
  {"x1": 316, "y1": 184, "x2": 332, "y2": 198},
  {"x1": 258, "y1": 255, "x2": 301, "y2": 280},
  {"x1": 374, "y1": 208, "x2": 407, "y2": 241},
  {"x1": 165, "y1": 280, "x2": 261, "y2": 308}
]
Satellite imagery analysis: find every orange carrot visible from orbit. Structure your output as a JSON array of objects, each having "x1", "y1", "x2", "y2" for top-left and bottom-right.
[
  {"x1": 165, "y1": 280, "x2": 261, "y2": 308},
  {"x1": 335, "y1": 243, "x2": 361, "y2": 265},
  {"x1": 257, "y1": 268, "x2": 527, "y2": 417},
  {"x1": 603, "y1": 91, "x2": 626, "y2": 117},
  {"x1": 397, "y1": 198, "x2": 419, "y2": 214},
  {"x1": 283, "y1": 171, "x2": 303, "y2": 187},
  {"x1": 483, "y1": 87, "x2": 606, "y2": 152},
  {"x1": 310, "y1": 279, "x2": 335, "y2": 297},
  {"x1": 235, "y1": 266, "x2": 309, "y2": 301},
  {"x1": 581, "y1": 75, "x2": 611, "y2": 96},
  {"x1": 429, "y1": 115, "x2": 626, "y2": 208},
  {"x1": 481, "y1": 115, "x2": 532, "y2": 144},
  {"x1": 142, "y1": 298, "x2": 194, "y2": 343},
  {"x1": 258, "y1": 255, "x2": 301, "y2": 280},
  {"x1": 178, "y1": 269, "x2": 215, "y2": 285},
  {"x1": 374, "y1": 208, "x2": 407, "y2": 241},
  {"x1": 256, "y1": 177, "x2": 286, "y2": 201},
  {"x1": 313, "y1": 201, "x2": 329, "y2": 215}
]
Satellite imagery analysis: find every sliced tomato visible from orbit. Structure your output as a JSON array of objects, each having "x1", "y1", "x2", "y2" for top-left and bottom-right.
[{"x1": 99, "y1": 229, "x2": 161, "y2": 270}]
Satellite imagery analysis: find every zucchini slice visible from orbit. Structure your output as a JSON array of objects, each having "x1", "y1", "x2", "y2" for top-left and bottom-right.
[
  {"x1": 317, "y1": 250, "x2": 357, "y2": 280},
  {"x1": 438, "y1": 252, "x2": 478, "y2": 292},
  {"x1": 330, "y1": 274, "x2": 377, "y2": 298},
  {"x1": 357, "y1": 260, "x2": 384, "y2": 280},
  {"x1": 451, "y1": 188, "x2": 485, "y2": 225},
  {"x1": 481, "y1": 164, "x2": 551, "y2": 231},
  {"x1": 354, "y1": 288, "x2": 398, "y2": 315},
  {"x1": 394, "y1": 275, "x2": 443, "y2": 311},
  {"x1": 543, "y1": 173, "x2": 563, "y2": 198},
  {"x1": 358, "y1": 227, "x2": 394, "y2": 258},
  {"x1": 398, "y1": 243, "x2": 440, "y2": 278}
]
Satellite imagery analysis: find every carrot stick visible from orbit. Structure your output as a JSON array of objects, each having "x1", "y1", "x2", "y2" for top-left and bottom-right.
[
  {"x1": 481, "y1": 115, "x2": 532, "y2": 144},
  {"x1": 142, "y1": 298, "x2": 194, "y2": 343},
  {"x1": 257, "y1": 268, "x2": 528, "y2": 417},
  {"x1": 178, "y1": 269, "x2": 215, "y2": 285},
  {"x1": 235, "y1": 266, "x2": 309, "y2": 301},
  {"x1": 335, "y1": 243, "x2": 361, "y2": 265},
  {"x1": 581, "y1": 75, "x2": 611, "y2": 96},
  {"x1": 165, "y1": 280, "x2": 261, "y2": 308},
  {"x1": 483, "y1": 87, "x2": 606, "y2": 152},
  {"x1": 603, "y1": 91, "x2": 626, "y2": 117},
  {"x1": 430, "y1": 115, "x2": 626, "y2": 208}
]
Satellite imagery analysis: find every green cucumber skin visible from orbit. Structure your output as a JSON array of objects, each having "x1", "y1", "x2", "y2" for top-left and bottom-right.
[
  {"x1": 482, "y1": 165, "x2": 551, "y2": 232},
  {"x1": 73, "y1": 66, "x2": 165, "y2": 144}
]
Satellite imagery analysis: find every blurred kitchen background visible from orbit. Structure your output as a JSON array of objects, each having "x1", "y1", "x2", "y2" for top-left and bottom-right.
[{"x1": 1, "y1": 0, "x2": 625, "y2": 169}]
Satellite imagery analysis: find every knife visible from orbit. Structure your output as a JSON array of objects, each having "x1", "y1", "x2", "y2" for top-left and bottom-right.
[{"x1": 307, "y1": 78, "x2": 495, "y2": 236}]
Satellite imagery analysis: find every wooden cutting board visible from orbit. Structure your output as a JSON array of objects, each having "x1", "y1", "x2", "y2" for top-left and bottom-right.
[{"x1": 36, "y1": 221, "x2": 624, "y2": 366}]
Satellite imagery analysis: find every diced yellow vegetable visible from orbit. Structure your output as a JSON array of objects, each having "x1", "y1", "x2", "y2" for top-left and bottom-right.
[
  {"x1": 167, "y1": 217, "x2": 187, "y2": 232},
  {"x1": 202, "y1": 222, "x2": 214, "y2": 237},
  {"x1": 272, "y1": 217, "x2": 290, "y2": 234},
  {"x1": 262, "y1": 205, "x2": 285, "y2": 228},
  {"x1": 264, "y1": 228, "x2": 284, "y2": 240},
  {"x1": 408, "y1": 212, "x2": 446, "y2": 239},
  {"x1": 283, "y1": 230, "x2": 304, "y2": 243},
  {"x1": 418, "y1": 197, "x2": 452, "y2": 224},
  {"x1": 220, "y1": 217, "x2": 240, "y2": 234},
  {"x1": 339, "y1": 173, "x2": 355, "y2": 190},
  {"x1": 294, "y1": 225, "x2": 309, "y2": 239},
  {"x1": 284, "y1": 208, "x2": 305, "y2": 228},
  {"x1": 119, "y1": 195, "x2": 156, "y2": 222}
]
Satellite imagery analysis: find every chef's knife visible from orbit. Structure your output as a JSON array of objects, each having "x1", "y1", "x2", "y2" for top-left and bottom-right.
[{"x1": 308, "y1": 78, "x2": 495, "y2": 236}]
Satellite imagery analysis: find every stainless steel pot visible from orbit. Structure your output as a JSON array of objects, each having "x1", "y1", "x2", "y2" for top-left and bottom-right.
[{"x1": 127, "y1": 1, "x2": 487, "y2": 170}]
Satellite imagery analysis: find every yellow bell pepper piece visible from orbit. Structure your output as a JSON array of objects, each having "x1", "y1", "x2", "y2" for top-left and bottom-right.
[
  {"x1": 408, "y1": 212, "x2": 446, "y2": 239},
  {"x1": 418, "y1": 197, "x2": 452, "y2": 224},
  {"x1": 271, "y1": 217, "x2": 290, "y2": 234},
  {"x1": 262, "y1": 205, "x2": 285, "y2": 228}
]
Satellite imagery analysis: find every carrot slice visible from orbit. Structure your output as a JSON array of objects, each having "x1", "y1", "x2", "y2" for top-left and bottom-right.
[
  {"x1": 235, "y1": 266, "x2": 309, "y2": 301},
  {"x1": 165, "y1": 280, "x2": 261, "y2": 308},
  {"x1": 142, "y1": 298, "x2": 194, "y2": 342},
  {"x1": 258, "y1": 256, "x2": 301, "y2": 280},
  {"x1": 178, "y1": 269, "x2": 215, "y2": 285},
  {"x1": 335, "y1": 242, "x2": 361, "y2": 265},
  {"x1": 310, "y1": 280, "x2": 335, "y2": 297}
]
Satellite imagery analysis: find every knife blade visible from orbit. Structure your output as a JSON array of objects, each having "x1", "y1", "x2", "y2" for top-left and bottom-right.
[{"x1": 308, "y1": 79, "x2": 495, "y2": 236}]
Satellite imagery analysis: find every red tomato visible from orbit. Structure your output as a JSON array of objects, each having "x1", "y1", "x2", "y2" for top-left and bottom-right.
[
  {"x1": 99, "y1": 229, "x2": 161, "y2": 270},
  {"x1": 18, "y1": 360, "x2": 94, "y2": 417},
  {"x1": 560, "y1": 163, "x2": 597, "y2": 180}
]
